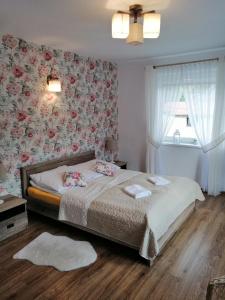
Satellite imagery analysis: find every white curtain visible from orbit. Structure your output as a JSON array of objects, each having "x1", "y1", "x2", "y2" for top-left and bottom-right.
[
  {"x1": 182, "y1": 60, "x2": 223, "y2": 152},
  {"x1": 208, "y1": 59, "x2": 225, "y2": 195},
  {"x1": 146, "y1": 58, "x2": 225, "y2": 196},
  {"x1": 182, "y1": 59, "x2": 225, "y2": 195},
  {"x1": 145, "y1": 65, "x2": 182, "y2": 173}
]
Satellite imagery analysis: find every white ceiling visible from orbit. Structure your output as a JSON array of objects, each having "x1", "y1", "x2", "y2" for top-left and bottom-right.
[{"x1": 0, "y1": 0, "x2": 225, "y2": 61}]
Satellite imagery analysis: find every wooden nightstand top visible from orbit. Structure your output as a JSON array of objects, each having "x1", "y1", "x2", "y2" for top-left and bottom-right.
[
  {"x1": 0, "y1": 195, "x2": 27, "y2": 213},
  {"x1": 114, "y1": 160, "x2": 127, "y2": 169}
]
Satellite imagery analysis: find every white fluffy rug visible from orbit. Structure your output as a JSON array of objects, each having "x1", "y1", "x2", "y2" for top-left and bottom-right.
[{"x1": 13, "y1": 232, "x2": 97, "y2": 271}]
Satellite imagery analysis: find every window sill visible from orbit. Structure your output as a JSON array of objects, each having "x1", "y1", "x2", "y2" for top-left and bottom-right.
[{"x1": 162, "y1": 142, "x2": 201, "y2": 149}]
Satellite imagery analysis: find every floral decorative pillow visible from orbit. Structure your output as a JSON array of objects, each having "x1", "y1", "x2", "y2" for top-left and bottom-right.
[
  {"x1": 95, "y1": 161, "x2": 120, "y2": 176},
  {"x1": 63, "y1": 171, "x2": 87, "y2": 188}
]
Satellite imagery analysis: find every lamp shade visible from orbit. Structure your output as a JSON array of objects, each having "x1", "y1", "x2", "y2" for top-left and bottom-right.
[
  {"x1": 126, "y1": 23, "x2": 143, "y2": 45},
  {"x1": 0, "y1": 162, "x2": 7, "y2": 182},
  {"x1": 47, "y1": 78, "x2": 61, "y2": 92},
  {"x1": 105, "y1": 137, "x2": 118, "y2": 152},
  {"x1": 112, "y1": 13, "x2": 129, "y2": 39},
  {"x1": 143, "y1": 13, "x2": 161, "y2": 38}
]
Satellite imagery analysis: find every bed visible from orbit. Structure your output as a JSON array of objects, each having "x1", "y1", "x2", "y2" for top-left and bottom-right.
[{"x1": 21, "y1": 151, "x2": 205, "y2": 265}]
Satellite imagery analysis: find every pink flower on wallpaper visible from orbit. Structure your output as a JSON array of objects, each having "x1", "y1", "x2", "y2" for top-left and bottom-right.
[
  {"x1": 13, "y1": 65, "x2": 24, "y2": 78},
  {"x1": 21, "y1": 46, "x2": 28, "y2": 54},
  {"x1": 2, "y1": 34, "x2": 18, "y2": 48},
  {"x1": 53, "y1": 111, "x2": 59, "y2": 117},
  {"x1": 24, "y1": 90, "x2": 31, "y2": 97},
  {"x1": 71, "y1": 111, "x2": 77, "y2": 119},
  {"x1": 44, "y1": 50, "x2": 53, "y2": 61},
  {"x1": 20, "y1": 152, "x2": 30, "y2": 163},
  {"x1": 90, "y1": 94, "x2": 96, "y2": 102},
  {"x1": 6, "y1": 83, "x2": 20, "y2": 96},
  {"x1": 0, "y1": 74, "x2": 5, "y2": 84},
  {"x1": 105, "y1": 80, "x2": 111, "y2": 88},
  {"x1": 26, "y1": 129, "x2": 34, "y2": 138},
  {"x1": 73, "y1": 57, "x2": 80, "y2": 65},
  {"x1": 91, "y1": 126, "x2": 96, "y2": 133},
  {"x1": 69, "y1": 75, "x2": 76, "y2": 84},
  {"x1": 17, "y1": 111, "x2": 27, "y2": 122},
  {"x1": 89, "y1": 62, "x2": 96, "y2": 70},
  {"x1": 72, "y1": 144, "x2": 79, "y2": 152},
  {"x1": 48, "y1": 129, "x2": 56, "y2": 139},
  {"x1": 106, "y1": 110, "x2": 111, "y2": 117}
]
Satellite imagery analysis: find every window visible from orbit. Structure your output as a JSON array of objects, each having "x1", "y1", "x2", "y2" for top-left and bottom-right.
[{"x1": 163, "y1": 95, "x2": 198, "y2": 145}]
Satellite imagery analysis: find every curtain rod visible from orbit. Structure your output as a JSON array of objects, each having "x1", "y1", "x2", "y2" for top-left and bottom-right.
[{"x1": 153, "y1": 57, "x2": 219, "y2": 69}]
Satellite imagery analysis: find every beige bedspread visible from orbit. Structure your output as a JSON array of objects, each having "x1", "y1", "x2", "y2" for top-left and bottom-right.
[{"x1": 59, "y1": 170, "x2": 205, "y2": 261}]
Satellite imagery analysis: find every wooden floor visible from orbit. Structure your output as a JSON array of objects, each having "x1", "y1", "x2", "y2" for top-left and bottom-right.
[{"x1": 0, "y1": 195, "x2": 225, "y2": 300}]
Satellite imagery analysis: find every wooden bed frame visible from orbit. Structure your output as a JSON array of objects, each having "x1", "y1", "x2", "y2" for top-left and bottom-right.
[{"x1": 20, "y1": 150, "x2": 196, "y2": 266}]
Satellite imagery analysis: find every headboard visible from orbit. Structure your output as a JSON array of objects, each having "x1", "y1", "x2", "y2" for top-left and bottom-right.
[{"x1": 20, "y1": 150, "x2": 95, "y2": 198}]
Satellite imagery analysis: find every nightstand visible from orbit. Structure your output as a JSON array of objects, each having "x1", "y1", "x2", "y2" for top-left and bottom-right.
[
  {"x1": 0, "y1": 195, "x2": 28, "y2": 242},
  {"x1": 114, "y1": 160, "x2": 127, "y2": 169}
]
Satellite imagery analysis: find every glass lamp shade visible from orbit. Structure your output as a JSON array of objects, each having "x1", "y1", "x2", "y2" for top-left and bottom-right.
[
  {"x1": 143, "y1": 13, "x2": 161, "y2": 38},
  {"x1": 105, "y1": 137, "x2": 118, "y2": 152},
  {"x1": 126, "y1": 23, "x2": 143, "y2": 45},
  {"x1": 47, "y1": 79, "x2": 61, "y2": 92},
  {"x1": 112, "y1": 13, "x2": 129, "y2": 39}
]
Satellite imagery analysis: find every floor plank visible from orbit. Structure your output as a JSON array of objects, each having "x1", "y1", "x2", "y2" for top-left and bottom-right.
[{"x1": 0, "y1": 195, "x2": 225, "y2": 300}]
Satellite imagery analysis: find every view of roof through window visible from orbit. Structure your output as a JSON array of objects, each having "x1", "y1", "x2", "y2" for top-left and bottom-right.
[{"x1": 164, "y1": 95, "x2": 198, "y2": 145}]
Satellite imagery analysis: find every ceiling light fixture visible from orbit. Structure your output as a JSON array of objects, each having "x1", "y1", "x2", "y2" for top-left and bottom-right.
[{"x1": 112, "y1": 4, "x2": 161, "y2": 45}]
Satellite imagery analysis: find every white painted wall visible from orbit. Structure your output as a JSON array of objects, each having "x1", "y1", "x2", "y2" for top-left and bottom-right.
[
  {"x1": 118, "y1": 63, "x2": 146, "y2": 171},
  {"x1": 117, "y1": 48, "x2": 225, "y2": 183}
]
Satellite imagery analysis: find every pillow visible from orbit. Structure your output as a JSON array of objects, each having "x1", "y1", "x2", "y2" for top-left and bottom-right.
[
  {"x1": 67, "y1": 159, "x2": 104, "y2": 182},
  {"x1": 68, "y1": 159, "x2": 97, "y2": 173},
  {"x1": 95, "y1": 161, "x2": 120, "y2": 176},
  {"x1": 30, "y1": 165, "x2": 67, "y2": 193},
  {"x1": 63, "y1": 171, "x2": 87, "y2": 187}
]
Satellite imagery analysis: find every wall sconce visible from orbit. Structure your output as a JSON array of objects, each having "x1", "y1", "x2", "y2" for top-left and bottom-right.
[{"x1": 47, "y1": 75, "x2": 61, "y2": 93}]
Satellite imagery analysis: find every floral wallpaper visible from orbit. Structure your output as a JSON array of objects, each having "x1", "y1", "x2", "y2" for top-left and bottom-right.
[{"x1": 0, "y1": 34, "x2": 118, "y2": 196}]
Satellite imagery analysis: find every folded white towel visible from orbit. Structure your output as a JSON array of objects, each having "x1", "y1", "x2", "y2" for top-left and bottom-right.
[
  {"x1": 148, "y1": 176, "x2": 170, "y2": 186},
  {"x1": 123, "y1": 184, "x2": 151, "y2": 199}
]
